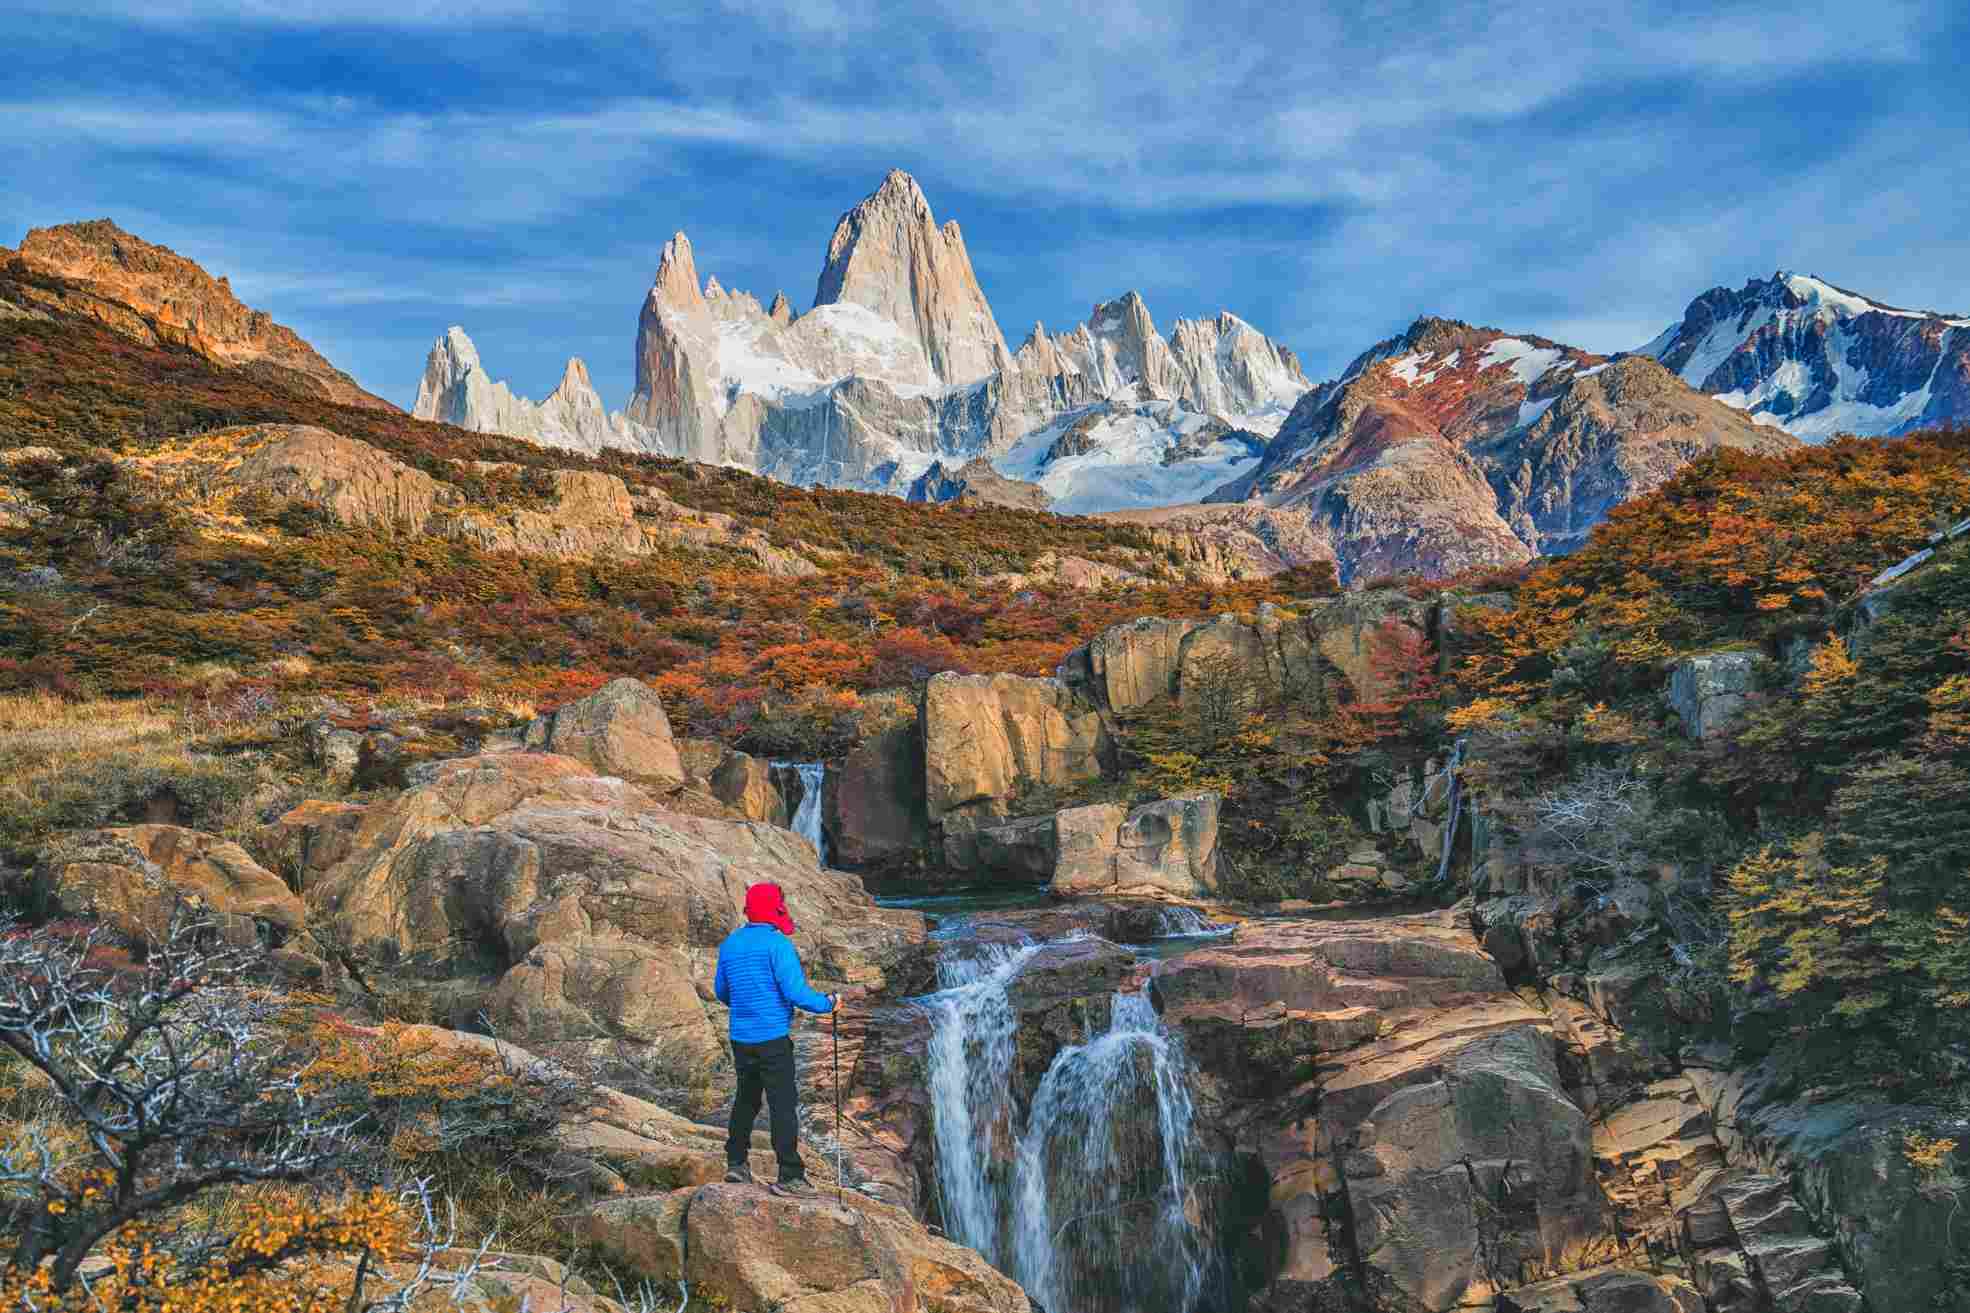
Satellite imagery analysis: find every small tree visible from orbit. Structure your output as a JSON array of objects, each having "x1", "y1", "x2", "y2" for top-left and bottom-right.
[{"x1": 0, "y1": 910, "x2": 501, "y2": 1309}]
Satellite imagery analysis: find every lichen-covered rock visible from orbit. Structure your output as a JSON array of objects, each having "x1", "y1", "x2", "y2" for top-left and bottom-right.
[
  {"x1": 1051, "y1": 794, "x2": 1220, "y2": 898},
  {"x1": 40, "y1": 825, "x2": 304, "y2": 945},
  {"x1": 524, "y1": 677, "x2": 684, "y2": 786},
  {"x1": 1663, "y1": 651, "x2": 1756, "y2": 739}
]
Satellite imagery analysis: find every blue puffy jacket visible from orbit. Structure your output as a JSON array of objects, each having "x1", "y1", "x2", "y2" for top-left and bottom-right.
[{"x1": 714, "y1": 923, "x2": 834, "y2": 1044}]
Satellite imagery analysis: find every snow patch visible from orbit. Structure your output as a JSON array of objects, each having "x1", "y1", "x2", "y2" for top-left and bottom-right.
[
  {"x1": 993, "y1": 401, "x2": 1264, "y2": 514},
  {"x1": 1480, "y1": 338, "x2": 1568, "y2": 386},
  {"x1": 1516, "y1": 396, "x2": 1558, "y2": 428}
]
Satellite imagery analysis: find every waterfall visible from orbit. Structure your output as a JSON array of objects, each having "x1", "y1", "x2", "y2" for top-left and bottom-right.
[
  {"x1": 919, "y1": 940, "x2": 1042, "y2": 1267},
  {"x1": 1010, "y1": 992, "x2": 1213, "y2": 1313},
  {"x1": 774, "y1": 761, "x2": 828, "y2": 866},
  {"x1": 1152, "y1": 906, "x2": 1230, "y2": 939},
  {"x1": 922, "y1": 946, "x2": 1216, "y2": 1313}
]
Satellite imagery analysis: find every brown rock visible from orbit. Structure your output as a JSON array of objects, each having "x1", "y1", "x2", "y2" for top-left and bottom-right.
[
  {"x1": 263, "y1": 799, "x2": 368, "y2": 892},
  {"x1": 826, "y1": 715, "x2": 927, "y2": 867},
  {"x1": 921, "y1": 672, "x2": 1107, "y2": 867},
  {"x1": 226, "y1": 426, "x2": 446, "y2": 534},
  {"x1": 685, "y1": 1183, "x2": 1032, "y2": 1312},
  {"x1": 1052, "y1": 794, "x2": 1220, "y2": 898},
  {"x1": 525, "y1": 678, "x2": 684, "y2": 785},
  {"x1": 1498, "y1": 1266, "x2": 1703, "y2": 1313},
  {"x1": 304, "y1": 753, "x2": 923, "y2": 1080},
  {"x1": 12, "y1": 219, "x2": 394, "y2": 410},
  {"x1": 41, "y1": 825, "x2": 304, "y2": 945},
  {"x1": 708, "y1": 750, "x2": 787, "y2": 826},
  {"x1": 1084, "y1": 616, "x2": 1202, "y2": 713}
]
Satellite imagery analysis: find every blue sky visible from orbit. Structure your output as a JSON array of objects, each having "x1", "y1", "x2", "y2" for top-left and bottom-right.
[{"x1": 5, "y1": 1, "x2": 1967, "y2": 410}]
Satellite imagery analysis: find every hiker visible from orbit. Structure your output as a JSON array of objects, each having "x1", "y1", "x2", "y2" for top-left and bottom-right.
[{"x1": 714, "y1": 881, "x2": 837, "y2": 1197}]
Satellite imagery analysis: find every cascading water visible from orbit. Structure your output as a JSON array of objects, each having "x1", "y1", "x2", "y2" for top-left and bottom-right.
[
  {"x1": 1010, "y1": 992, "x2": 1214, "y2": 1313},
  {"x1": 919, "y1": 940, "x2": 1042, "y2": 1268},
  {"x1": 774, "y1": 762, "x2": 829, "y2": 866},
  {"x1": 920, "y1": 943, "x2": 1217, "y2": 1313},
  {"x1": 1152, "y1": 906, "x2": 1231, "y2": 939}
]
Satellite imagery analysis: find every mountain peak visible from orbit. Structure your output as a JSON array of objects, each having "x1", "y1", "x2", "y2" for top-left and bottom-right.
[
  {"x1": 812, "y1": 170, "x2": 1008, "y2": 385},
  {"x1": 653, "y1": 231, "x2": 704, "y2": 309}
]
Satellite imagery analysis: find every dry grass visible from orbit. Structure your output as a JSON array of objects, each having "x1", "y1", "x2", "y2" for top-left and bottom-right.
[{"x1": 0, "y1": 691, "x2": 271, "y2": 866}]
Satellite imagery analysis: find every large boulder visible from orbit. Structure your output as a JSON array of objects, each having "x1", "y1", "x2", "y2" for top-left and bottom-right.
[
  {"x1": 1080, "y1": 616, "x2": 1202, "y2": 713},
  {"x1": 524, "y1": 677, "x2": 685, "y2": 785},
  {"x1": 1051, "y1": 794, "x2": 1220, "y2": 898},
  {"x1": 708, "y1": 749, "x2": 787, "y2": 826},
  {"x1": 921, "y1": 672, "x2": 1108, "y2": 868},
  {"x1": 582, "y1": 1183, "x2": 1032, "y2": 1313},
  {"x1": 693, "y1": 1184, "x2": 1031, "y2": 1313},
  {"x1": 304, "y1": 753, "x2": 924, "y2": 1087},
  {"x1": 224, "y1": 425, "x2": 446, "y2": 534},
  {"x1": 39, "y1": 825, "x2": 305, "y2": 946},
  {"x1": 1663, "y1": 651, "x2": 1756, "y2": 739},
  {"x1": 826, "y1": 714, "x2": 927, "y2": 867},
  {"x1": 1305, "y1": 588, "x2": 1434, "y2": 703}
]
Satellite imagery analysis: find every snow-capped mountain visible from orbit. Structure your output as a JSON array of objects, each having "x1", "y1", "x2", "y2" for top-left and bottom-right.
[
  {"x1": 416, "y1": 170, "x2": 1311, "y2": 509},
  {"x1": 413, "y1": 326, "x2": 655, "y2": 455},
  {"x1": 1642, "y1": 272, "x2": 1970, "y2": 440},
  {"x1": 1207, "y1": 316, "x2": 1796, "y2": 580}
]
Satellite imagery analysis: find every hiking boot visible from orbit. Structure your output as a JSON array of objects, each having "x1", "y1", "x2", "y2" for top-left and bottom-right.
[
  {"x1": 723, "y1": 1162, "x2": 754, "y2": 1185},
  {"x1": 770, "y1": 1177, "x2": 816, "y2": 1199}
]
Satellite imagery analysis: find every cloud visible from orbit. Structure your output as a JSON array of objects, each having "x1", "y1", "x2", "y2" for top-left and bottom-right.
[{"x1": 2, "y1": 0, "x2": 1964, "y2": 408}]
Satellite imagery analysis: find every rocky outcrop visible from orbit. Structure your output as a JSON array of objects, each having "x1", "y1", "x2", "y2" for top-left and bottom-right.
[
  {"x1": 413, "y1": 326, "x2": 650, "y2": 456},
  {"x1": 1643, "y1": 270, "x2": 1970, "y2": 439},
  {"x1": 583, "y1": 1183, "x2": 1031, "y2": 1313},
  {"x1": 1093, "y1": 502, "x2": 1338, "y2": 582},
  {"x1": 10, "y1": 220, "x2": 393, "y2": 410},
  {"x1": 1663, "y1": 651, "x2": 1757, "y2": 739},
  {"x1": 125, "y1": 423, "x2": 817, "y2": 574},
  {"x1": 1052, "y1": 795, "x2": 1220, "y2": 899},
  {"x1": 920, "y1": 672, "x2": 1109, "y2": 868},
  {"x1": 1156, "y1": 913, "x2": 1608, "y2": 1311},
  {"x1": 301, "y1": 752, "x2": 923, "y2": 1084},
  {"x1": 223, "y1": 425, "x2": 447, "y2": 533},
  {"x1": 1498, "y1": 1267, "x2": 1701, "y2": 1312},
  {"x1": 826, "y1": 714, "x2": 928, "y2": 868},
  {"x1": 1062, "y1": 590, "x2": 1429, "y2": 720},
  {"x1": 38, "y1": 824, "x2": 306, "y2": 946},
  {"x1": 906, "y1": 457, "x2": 1051, "y2": 510},
  {"x1": 1479, "y1": 356, "x2": 1797, "y2": 553},
  {"x1": 522, "y1": 677, "x2": 685, "y2": 786}
]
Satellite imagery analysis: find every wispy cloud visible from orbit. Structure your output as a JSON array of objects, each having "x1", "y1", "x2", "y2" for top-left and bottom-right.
[{"x1": 2, "y1": 0, "x2": 1964, "y2": 408}]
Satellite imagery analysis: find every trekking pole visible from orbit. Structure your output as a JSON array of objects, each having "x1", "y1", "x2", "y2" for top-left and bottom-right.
[{"x1": 832, "y1": 999, "x2": 844, "y2": 1206}]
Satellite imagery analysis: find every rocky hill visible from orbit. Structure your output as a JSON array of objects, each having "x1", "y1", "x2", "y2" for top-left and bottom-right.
[
  {"x1": 1208, "y1": 317, "x2": 1797, "y2": 580},
  {"x1": 1643, "y1": 270, "x2": 1970, "y2": 439},
  {"x1": 4, "y1": 219, "x2": 395, "y2": 412}
]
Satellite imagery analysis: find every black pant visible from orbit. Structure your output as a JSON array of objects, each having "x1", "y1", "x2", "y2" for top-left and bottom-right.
[{"x1": 726, "y1": 1035, "x2": 804, "y2": 1182}]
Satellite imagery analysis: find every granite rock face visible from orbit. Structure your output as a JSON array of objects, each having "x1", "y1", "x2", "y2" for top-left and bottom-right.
[
  {"x1": 1663, "y1": 651, "x2": 1758, "y2": 739},
  {"x1": 414, "y1": 326, "x2": 648, "y2": 455}
]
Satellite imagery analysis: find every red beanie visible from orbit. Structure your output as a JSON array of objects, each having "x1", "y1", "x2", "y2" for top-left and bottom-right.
[{"x1": 744, "y1": 882, "x2": 795, "y2": 935}]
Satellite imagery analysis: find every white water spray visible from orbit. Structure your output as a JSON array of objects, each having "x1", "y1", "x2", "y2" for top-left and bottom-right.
[
  {"x1": 1009, "y1": 992, "x2": 1213, "y2": 1313},
  {"x1": 918, "y1": 940, "x2": 1042, "y2": 1267},
  {"x1": 1152, "y1": 906, "x2": 1231, "y2": 939},
  {"x1": 922, "y1": 940, "x2": 1216, "y2": 1313},
  {"x1": 775, "y1": 762, "x2": 828, "y2": 867}
]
